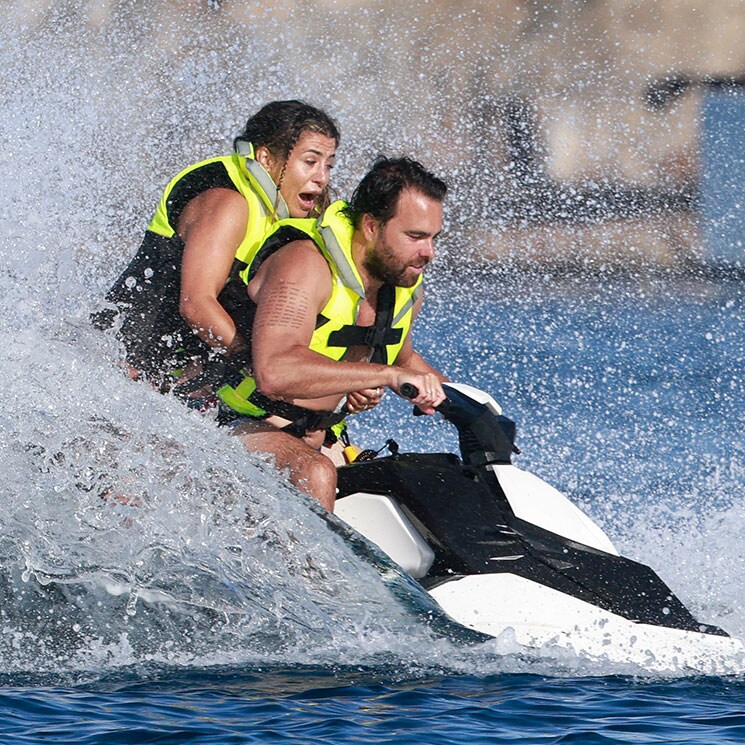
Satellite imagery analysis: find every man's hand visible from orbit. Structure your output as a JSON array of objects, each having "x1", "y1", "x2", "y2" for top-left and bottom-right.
[
  {"x1": 393, "y1": 372, "x2": 446, "y2": 414},
  {"x1": 346, "y1": 387, "x2": 385, "y2": 413}
]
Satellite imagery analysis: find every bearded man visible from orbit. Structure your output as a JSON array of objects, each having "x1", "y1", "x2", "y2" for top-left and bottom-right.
[{"x1": 214, "y1": 157, "x2": 449, "y2": 511}]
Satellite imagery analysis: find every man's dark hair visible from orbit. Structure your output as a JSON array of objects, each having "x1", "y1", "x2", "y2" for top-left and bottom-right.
[
  {"x1": 342, "y1": 157, "x2": 448, "y2": 228},
  {"x1": 235, "y1": 100, "x2": 340, "y2": 161}
]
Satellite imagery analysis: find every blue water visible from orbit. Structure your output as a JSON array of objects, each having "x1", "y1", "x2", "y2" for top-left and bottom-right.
[
  {"x1": 3, "y1": 5, "x2": 745, "y2": 743},
  {"x1": 0, "y1": 671, "x2": 744, "y2": 744},
  {"x1": 1, "y1": 669, "x2": 745, "y2": 743},
  {"x1": 1, "y1": 273, "x2": 744, "y2": 743}
]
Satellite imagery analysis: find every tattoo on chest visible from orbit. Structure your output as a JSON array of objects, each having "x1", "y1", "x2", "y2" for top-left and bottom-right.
[{"x1": 256, "y1": 282, "x2": 310, "y2": 330}]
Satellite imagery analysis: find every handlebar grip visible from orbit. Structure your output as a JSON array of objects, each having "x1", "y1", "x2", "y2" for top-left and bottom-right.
[{"x1": 400, "y1": 382, "x2": 419, "y2": 399}]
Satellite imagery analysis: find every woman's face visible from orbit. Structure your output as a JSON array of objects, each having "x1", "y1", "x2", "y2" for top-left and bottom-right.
[{"x1": 258, "y1": 130, "x2": 337, "y2": 218}]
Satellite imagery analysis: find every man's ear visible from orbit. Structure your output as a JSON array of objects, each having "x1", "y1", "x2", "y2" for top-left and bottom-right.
[{"x1": 361, "y1": 213, "x2": 379, "y2": 242}]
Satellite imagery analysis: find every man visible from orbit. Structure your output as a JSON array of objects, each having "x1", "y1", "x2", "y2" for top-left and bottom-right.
[{"x1": 215, "y1": 157, "x2": 448, "y2": 511}]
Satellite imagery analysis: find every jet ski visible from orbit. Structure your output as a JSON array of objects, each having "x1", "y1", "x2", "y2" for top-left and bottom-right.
[{"x1": 334, "y1": 382, "x2": 745, "y2": 672}]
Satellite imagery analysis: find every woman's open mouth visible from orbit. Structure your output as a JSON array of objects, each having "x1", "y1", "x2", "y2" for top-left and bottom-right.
[{"x1": 298, "y1": 192, "x2": 318, "y2": 212}]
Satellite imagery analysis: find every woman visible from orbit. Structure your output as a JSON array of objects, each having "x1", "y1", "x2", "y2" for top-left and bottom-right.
[{"x1": 94, "y1": 100, "x2": 339, "y2": 393}]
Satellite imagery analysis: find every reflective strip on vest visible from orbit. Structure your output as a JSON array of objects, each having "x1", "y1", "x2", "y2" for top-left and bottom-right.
[{"x1": 234, "y1": 139, "x2": 290, "y2": 221}]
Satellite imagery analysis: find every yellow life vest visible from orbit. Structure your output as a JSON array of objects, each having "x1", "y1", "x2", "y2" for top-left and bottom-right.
[
  {"x1": 146, "y1": 141, "x2": 289, "y2": 266},
  {"x1": 217, "y1": 201, "x2": 422, "y2": 418},
  {"x1": 96, "y1": 143, "x2": 288, "y2": 382}
]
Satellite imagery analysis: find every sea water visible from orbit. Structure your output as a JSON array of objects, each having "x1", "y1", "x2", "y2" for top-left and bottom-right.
[
  {"x1": 2, "y1": 5, "x2": 745, "y2": 743},
  {"x1": 3, "y1": 270, "x2": 745, "y2": 742}
]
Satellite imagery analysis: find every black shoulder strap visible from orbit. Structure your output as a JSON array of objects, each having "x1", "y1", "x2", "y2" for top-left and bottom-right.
[
  {"x1": 326, "y1": 284, "x2": 403, "y2": 363},
  {"x1": 247, "y1": 225, "x2": 315, "y2": 282}
]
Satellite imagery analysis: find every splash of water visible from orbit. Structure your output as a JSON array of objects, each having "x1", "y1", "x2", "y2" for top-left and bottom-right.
[{"x1": 0, "y1": 8, "x2": 470, "y2": 678}]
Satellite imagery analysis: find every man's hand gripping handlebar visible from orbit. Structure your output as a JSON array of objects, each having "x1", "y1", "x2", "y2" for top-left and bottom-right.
[{"x1": 395, "y1": 375, "x2": 446, "y2": 415}]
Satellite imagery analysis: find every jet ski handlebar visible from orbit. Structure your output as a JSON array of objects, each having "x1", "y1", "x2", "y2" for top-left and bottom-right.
[
  {"x1": 399, "y1": 382, "x2": 518, "y2": 464},
  {"x1": 399, "y1": 382, "x2": 421, "y2": 400},
  {"x1": 399, "y1": 382, "x2": 454, "y2": 417}
]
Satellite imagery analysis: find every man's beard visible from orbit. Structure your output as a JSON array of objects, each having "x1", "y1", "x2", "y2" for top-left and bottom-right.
[{"x1": 363, "y1": 236, "x2": 425, "y2": 288}]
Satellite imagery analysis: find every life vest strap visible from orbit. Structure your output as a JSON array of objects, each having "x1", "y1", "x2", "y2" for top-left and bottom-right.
[
  {"x1": 326, "y1": 283, "x2": 401, "y2": 364},
  {"x1": 327, "y1": 324, "x2": 402, "y2": 353},
  {"x1": 215, "y1": 369, "x2": 347, "y2": 435},
  {"x1": 245, "y1": 387, "x2": 347, "y2": 432}
]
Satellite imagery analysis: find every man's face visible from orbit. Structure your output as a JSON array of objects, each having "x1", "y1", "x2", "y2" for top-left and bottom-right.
[{"x1": 363, "y1": 188, "x2": 443, "y2": 287}]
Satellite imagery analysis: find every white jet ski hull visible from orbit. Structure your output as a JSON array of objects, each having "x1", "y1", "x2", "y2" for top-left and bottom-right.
[
  {"x1": 335, "y1": 383, "x2": 743, "y2": 673},
  {"x1": 429, "y1": 573, "x2": 745, "y2": 674}
]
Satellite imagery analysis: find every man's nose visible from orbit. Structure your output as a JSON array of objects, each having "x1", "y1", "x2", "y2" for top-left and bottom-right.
[{"x1": 420, "y1": 239, "x2": 435, "y2": 259}]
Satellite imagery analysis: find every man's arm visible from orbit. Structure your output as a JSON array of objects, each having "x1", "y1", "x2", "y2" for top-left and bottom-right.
[
  {"x1": 250, "y1": 241, "x2": 445, "y2": 411},
  {"x1": 398, "y1": 348, "x2": 448, "y2": 380},
  {"x1": 387, "y1": 289, "x2": 449, "y2": 411},
  {"x1": 396, "y1": 287, "x2": 446, "y2": 372},
  {"x1": 394, "y1": 292, "x2": 447, "y2": 379}
]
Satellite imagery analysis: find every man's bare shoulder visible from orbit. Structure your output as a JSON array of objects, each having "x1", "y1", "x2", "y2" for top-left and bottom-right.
[
  {"x1": 251, "y1": 236, "x2": 333, "y2": 308},
  {"x1": 264, "y1": 237, "x2": 332, "y2": 279}
]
